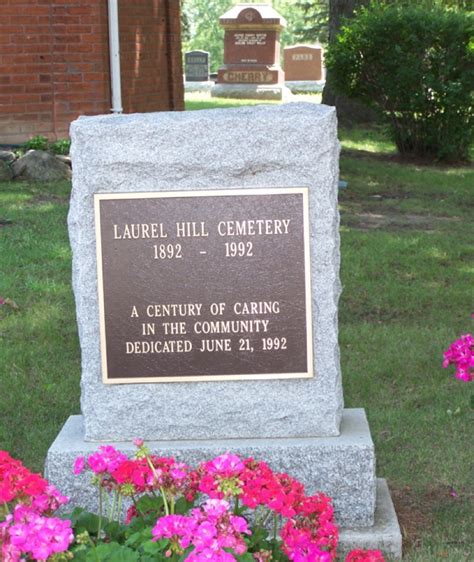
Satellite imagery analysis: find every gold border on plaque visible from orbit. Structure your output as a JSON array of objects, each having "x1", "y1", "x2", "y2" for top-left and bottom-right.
[{"x1": 94, "y1": 187, "x2": 313, "y2": 384}]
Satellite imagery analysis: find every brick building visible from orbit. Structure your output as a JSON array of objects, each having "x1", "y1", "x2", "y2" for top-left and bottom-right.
[{"x1": 0, "y1": 0, "x2": 184, "y2": 145}]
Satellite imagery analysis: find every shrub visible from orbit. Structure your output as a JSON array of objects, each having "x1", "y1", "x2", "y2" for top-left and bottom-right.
[
  {"x1": 23, "y1": 135, "x2": 49, "y2": 151},
  {"x1": 21, "y1": 136, "x2": 71, "y2": 156},
  {"x1": 325, "y1": 4, "x2": 474, "y2": 162},
  {"x1": 49, "y1": 138, "x2": 71, "y2": 156}
]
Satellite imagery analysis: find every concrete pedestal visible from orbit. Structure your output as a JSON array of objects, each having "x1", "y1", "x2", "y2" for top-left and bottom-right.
[
  {"x1": 339, "y1": 479, "x2": 402, "y2": 560},
  {"x1": 286, "y1": 80, "x2": 325, "y2": 94},
  {"x1": 46, "y1": 409, "x2": 374, "y2": 528},
  {"x1": 184, "y1": 80, "x2": 214, "y2": 93},
  {"x1": 45, "y1": 409, "x2": 401, "y2": 558},
  {"x1": 211, "y1": 83, "x2": 292, "y2": 101}
]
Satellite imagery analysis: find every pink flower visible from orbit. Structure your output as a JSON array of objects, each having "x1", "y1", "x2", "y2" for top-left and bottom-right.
[
  {"x1": 346, "y1": 549, "x2": 385, "y2": 562},
  {"x1": 87, "y1": 445, "x2": 127, "y2": 475},
  {"x1": 207, "y1": 453, "x2": 244, "y2": 474},
  {"x1": 133, "y1": 438, "x2": 144, "y2": 447},
  {"x1": 443, "y1": 333, "x2": 473, "y2": 382},
  {"x1": 30, "y1": 491, "x2": 57, "y2": 514},
  {"x1": 230, "y1": 515, "x2": 250, "y2": 534},
  {"x1": 73, "y1": 456, "x2": 85, "y2": 475},
  {"x1": 201, "y1": 499, "x2": 230, "y2": 519},
  {"x1": 152, "y1": 514, "x2": 195, "y2": 549},
  {"x1": 3, "y1": 506, "x2": 74, "y2": 561},
  {"x1": 193, "y1": 521, "x2": 217, "y2": 549}
]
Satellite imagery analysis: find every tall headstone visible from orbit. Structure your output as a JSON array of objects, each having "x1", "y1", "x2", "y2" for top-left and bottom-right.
[
  {"x1": 45, "y1": 102, "x2": 401, "y2": 558},
  {"x1": 284, "y1": 45, "x2": 325, "y2": 81},
  {"x1": 185, "y1": 50, "x2": 210, "y2": 82},
  {"x1": 211, "y1": 3, "x2": 290, "y2": 100}
]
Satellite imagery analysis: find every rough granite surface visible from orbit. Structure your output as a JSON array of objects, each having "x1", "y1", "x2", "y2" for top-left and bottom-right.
[
  {"x1": 45, "y1": 409, "x2": 375, "y2": 527},
  {"x1": 210, "y1": 83, "x2": 292, "y2": 100},
  {"x1": 338, "y1": 479, "x2": 402, "y2": 560},
  {"x1": 69, "y1": 103, "x2": 343, "y2": 441}
]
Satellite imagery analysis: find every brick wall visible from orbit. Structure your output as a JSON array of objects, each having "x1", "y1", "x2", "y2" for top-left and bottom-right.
[
  {"x1": 119, "y1": 0, "x2": 184, "y2": 113},
  {"x1": 0, "y1": 0, "x2": 183, "y2": 145}
]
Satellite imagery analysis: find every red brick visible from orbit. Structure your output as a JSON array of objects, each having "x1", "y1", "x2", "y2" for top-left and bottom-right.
[
  {"x1": 1, "y1": 85, "x2": 26, "y2": 94},
  {"x1": 0, "y1": 103, "x2": 24, "y2": 114},
  {"x1": 1, "y1": 0, "x2": 183, "y2": 142},
  {"x1": 9, "y1": 15, "x2": 39, "y2": 24},
  {"x1": 67, "y1": 6, "x2": 92, "y2": 15},
  {"x1": 14, "y1": 75, "x2": 40, "y2": 84},
  {"x1": 14, "y1": 93, "x2": 41, "y2": 103}
]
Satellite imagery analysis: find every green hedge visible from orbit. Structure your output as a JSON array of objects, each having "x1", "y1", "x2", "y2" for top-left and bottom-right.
[{"x1": 325, "y1": 4, "x2": 473, "y2": 162}]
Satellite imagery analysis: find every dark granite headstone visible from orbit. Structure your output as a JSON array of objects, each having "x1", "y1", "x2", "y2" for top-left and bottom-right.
[{"x1": 185, "y1": 50, "x2": 210, "y2": 82}]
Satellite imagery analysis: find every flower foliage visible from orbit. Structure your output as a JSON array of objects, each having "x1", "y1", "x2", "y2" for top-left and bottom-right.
[
  {"x1": 443, "y1": 333, "x2": 473, "y2": 382},
  {"x1": 1, "y1": 445, "x2": 386, "y2": 561},
  {"x1": 0, "y1": 451, "x2": 73, "y2": 561}
]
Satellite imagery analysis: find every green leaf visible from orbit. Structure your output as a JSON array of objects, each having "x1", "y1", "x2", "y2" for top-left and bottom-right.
[
  {"x1": 142, "y1": 539, "x2": 165, "y2": 554},
  {"x1": 104, "y1": 520, "x2": 126, "y2": 541},
  {"x1": 89, "y1": 543, "x2": 140, "y2": 562},
  {"x1": 136, "y1": 494, "x2": 164, "y2": 515},
  {"x1": 71, "y1": 510, "x2": 102, "y2": 535},
  {"x1": 174, "y1": 496, "x2": 194, "y2": 515},
  {"x1": 125, "y1": 527, "x2": 153, "y2": 549},
  {"x1": 236, "y1": 554, "x2": 255, "y2": 562}
]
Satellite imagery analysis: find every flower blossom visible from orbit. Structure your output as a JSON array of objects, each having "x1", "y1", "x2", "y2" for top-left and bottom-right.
[
  {"x1": 443, "y1": 333, "x2": 473, "y2": 382},
  {"x1": 87, "y1": 445, "x2": 128, "y2": 475},
  {"x1": 152, "y1": 499, "x2": 250, "y2": 561},
  {"x1": 1, "y1": 505, "x2": 73, "y2": 561},
  {"x1": 198, "y1": 453, "x2": 245, "y2": 499},
  {"x1": 345, "y1": 548, "x2": 385, "y2": 561}
]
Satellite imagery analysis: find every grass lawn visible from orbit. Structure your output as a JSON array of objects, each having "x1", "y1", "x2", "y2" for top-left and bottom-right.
[{"x1": 0, "y1": 95, "x2": 472, "y2": 560}]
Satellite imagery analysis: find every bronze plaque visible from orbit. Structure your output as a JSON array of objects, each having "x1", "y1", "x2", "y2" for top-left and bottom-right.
[{"x1": 94, "y1": 188, "x2": 313, "y2": 383}]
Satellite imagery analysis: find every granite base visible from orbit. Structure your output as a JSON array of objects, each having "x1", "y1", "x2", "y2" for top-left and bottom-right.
[
  {"x1": 210, "y1": 83, "x2": 292, "y2": 100},
  {"x1": 339, "y1": 479, "x2": 402, "y2": 560},
  {"x1": 46, "y1": 409, "x2": 376, "y2": 527},
  {"x1": 184, "y1": 80, "x2": 214, "y2": 93},
  {"x1": 286, "y1": 80, "x2": 326, "y2": 93}
]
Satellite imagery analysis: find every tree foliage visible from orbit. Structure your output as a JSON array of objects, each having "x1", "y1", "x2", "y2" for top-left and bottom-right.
[
  {"x1": 181, "y1": 0, "x2": 227, "y2": 72},
  {"x1": 325, "y1": 3, "x2": 474, "y2": 161},
  {"x1": 181, "y1": 0, "x2": 329, "y2": 72}
]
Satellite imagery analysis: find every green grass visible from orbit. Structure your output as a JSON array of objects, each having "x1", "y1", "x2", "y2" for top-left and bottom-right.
[
  {"x1": 338, "y1": 137, "x2": 473, "y2": 560},
  {"x1": 0, "y1": 182, "x2": 80, "y2": 470},
  {"x1": 185, "y1": 91, "x2": 280, "y2": 110},
  {"x1": 0, "y1": 97, "x2": 473, "y2": 560},
  {"x1": 185, "y1": 90, "x2": 321, "y2": 110},
  {"x1": 339, "y1": 124, "x2": 396, "y2": 155}
]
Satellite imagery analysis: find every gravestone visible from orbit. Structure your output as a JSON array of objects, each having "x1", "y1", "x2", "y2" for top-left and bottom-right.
[
  {"x1": 45, "y1": 102, "x2": 401, "y2": 558},
  {"x1": 185, "y1": 50, "x2": 210, "y2": 82},
  {"x1": 284, "y1": 45, "x2": 324, "y2": 81},
  {"x1": 211, "y1": 3, "x2": 290, "y2": 100}
]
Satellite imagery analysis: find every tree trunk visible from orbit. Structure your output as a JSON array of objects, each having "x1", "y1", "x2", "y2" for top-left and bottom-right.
[{"x1": 322, "y1": 0, "x2": 376, "y2": 124}]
